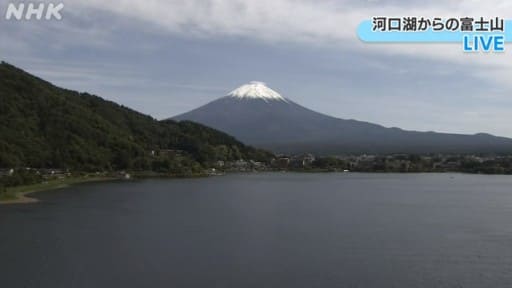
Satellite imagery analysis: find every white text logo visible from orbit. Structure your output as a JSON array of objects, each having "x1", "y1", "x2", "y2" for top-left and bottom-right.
[{"x1": 5, "y1": 3, "x2": 64, "y2": 20}]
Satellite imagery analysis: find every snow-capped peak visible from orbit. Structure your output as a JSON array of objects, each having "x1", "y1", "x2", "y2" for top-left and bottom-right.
[{"x1": 228, "y1": 81, "x2": 287, "y2": 101}]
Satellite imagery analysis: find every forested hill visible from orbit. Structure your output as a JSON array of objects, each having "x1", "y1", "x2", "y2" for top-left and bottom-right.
[{"x1": 0, "y1": 62, "x2": 273, "y2": 172}]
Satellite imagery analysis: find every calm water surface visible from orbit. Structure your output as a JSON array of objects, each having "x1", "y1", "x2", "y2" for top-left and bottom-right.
[{"x1": 1, "y1": 173, "x2": 512, "y2": 288}]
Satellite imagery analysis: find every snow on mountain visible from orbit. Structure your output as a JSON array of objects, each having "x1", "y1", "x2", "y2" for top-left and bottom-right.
[
  {"x1": 172, "y1": 82, "x2": 512, "y2": 155},
  {"x1": 228, "y1": 81, "x2": 287, "y2": 102}
]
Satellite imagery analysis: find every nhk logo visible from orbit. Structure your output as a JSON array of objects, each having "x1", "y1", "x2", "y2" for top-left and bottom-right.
[{"x1": 4, "y1": 3, "x2": 64, "y2": 20}]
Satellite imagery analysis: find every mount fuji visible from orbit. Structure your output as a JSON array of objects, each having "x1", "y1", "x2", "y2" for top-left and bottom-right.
[{"x1": 172, "y1": 82, "x2": 512, "y2": 155}]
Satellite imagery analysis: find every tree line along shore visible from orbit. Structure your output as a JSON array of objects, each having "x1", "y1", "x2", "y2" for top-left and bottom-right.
[{"x1": 2, "y1": 153, "x2": 512, "y2": 204}]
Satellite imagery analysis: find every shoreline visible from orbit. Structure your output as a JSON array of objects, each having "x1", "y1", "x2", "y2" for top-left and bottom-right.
[
  {"x1": 0, "y1": 172, "x2": 211, "y2": 205},
  {"x1": 1, "y1": 170, "x2": 509, "y2": 205},
  {"x1": 0, "y1": 177, "x2": 116, "y2": 205}
]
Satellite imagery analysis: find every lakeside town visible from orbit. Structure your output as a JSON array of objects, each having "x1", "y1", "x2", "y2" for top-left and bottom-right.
[
  {"x1": 217, "y1": 153, "x2": 512, "y2": 174},
  {"x1": 2, "y1": 153, "x2": 512, "y2": 194}
]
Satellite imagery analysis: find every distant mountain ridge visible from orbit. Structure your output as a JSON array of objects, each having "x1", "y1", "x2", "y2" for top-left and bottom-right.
[
  {"x1": 173, "y1": 82, "x2": 512, "y2": 155},
  {"x1": 0, "y1": 62, "x2": 272, "y2": 170}
]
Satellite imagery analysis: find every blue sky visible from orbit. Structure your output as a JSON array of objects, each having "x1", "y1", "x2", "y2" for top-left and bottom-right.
[{"x1": 1, "y1": 0, "x2": 512, "y2": 137}]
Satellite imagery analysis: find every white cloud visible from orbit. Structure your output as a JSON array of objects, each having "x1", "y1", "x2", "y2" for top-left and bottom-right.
[
  {"x1": 5, "y1": 0, "x2": 511, "y2": 87},
  {"x1": 2, "y1": 0, "x2": 511, "y2": 135},
  {"x1": 70, "y1": 0, "x2": 512, "y2": 89}
]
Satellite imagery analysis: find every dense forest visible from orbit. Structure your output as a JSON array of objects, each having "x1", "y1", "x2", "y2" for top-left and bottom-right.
[{"x1": 0, "y1": 62, "x2": 273, "y2": 173}]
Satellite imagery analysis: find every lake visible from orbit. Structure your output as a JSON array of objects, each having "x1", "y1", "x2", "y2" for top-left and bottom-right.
[{"x1": 1, "y1": 173, "x2": 512, "y2": 287}]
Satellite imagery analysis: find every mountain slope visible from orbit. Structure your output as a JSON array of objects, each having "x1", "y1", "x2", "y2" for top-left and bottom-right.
[
  {"x1": 174, "y1": 82, "x2": 512, "y2": 155},
  {"x1": 0, "y1": 62, "x2": 272, "y2": 170}
]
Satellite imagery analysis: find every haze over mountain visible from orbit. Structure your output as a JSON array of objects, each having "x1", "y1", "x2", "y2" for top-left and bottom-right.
[{"x1": 173, "y1": 82, "x2": 512, "y2": 155}]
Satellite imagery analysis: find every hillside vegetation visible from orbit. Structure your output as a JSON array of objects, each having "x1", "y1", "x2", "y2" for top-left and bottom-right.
[{"x1": 0, "y1": 62, "x2": 272, "y2": 173}]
